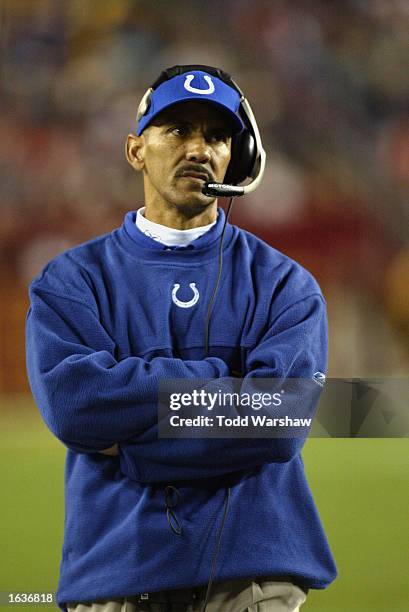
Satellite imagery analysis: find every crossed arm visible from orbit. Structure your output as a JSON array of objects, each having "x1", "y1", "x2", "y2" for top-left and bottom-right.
[{"x1": 26, "y1": 284, "x2": 327, "y2": 481}]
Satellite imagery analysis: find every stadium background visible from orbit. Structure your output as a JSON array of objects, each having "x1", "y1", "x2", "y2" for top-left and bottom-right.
[{"x1": 0, "y1": 1, "x2": 408, "y2": 610}]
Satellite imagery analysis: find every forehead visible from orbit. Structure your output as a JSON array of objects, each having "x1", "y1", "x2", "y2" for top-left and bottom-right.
[{"x1": 150, "y1": 100, "x2": 234, "y2": 131}]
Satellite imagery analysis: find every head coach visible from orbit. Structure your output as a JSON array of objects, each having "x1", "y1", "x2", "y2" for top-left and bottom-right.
[{"x1": 26, "y1": 65, "x2": 337, "y2": 612}]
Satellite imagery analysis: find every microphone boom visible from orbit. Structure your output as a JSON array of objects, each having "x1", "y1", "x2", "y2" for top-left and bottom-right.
[{"x1": 202, "y1": 183, "x2": 245, "y2": 197}]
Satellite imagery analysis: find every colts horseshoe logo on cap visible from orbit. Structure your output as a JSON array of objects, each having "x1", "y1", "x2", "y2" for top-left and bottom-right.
[
  {"x1": 184, "y1": 74, "x2": 215, "y2": 95},
  {"x1": 172, "y1": 283, "x2": 200, "y2": 308}
]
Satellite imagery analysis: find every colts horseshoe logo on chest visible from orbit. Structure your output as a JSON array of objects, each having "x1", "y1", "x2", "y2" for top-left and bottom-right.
[{"x1": 172, "y1": 283, "x2": 200, "y2": 308}]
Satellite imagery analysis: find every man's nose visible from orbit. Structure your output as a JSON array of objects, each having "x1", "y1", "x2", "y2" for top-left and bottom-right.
[{"x1": 185, "y1": 134, "x2": 211, "y2": 164}]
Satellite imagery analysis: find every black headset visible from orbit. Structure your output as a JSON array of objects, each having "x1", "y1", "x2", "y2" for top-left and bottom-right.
[{"x1": 137, "y1": 64, "x2": 266, "y2": 197}]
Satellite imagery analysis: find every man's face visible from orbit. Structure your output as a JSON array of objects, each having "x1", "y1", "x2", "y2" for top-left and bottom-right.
[{"x1": 134, "y1": 100, "x2": 233, "y2": 217}]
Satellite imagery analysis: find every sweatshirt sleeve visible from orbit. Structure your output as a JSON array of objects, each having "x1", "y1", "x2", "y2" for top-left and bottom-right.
[
  {"x1": 119, "y1": 292, "x2": 328, "y2": 483},
  {"x1": 26, "y1": 286, "x2": 230, "y2": 453}
]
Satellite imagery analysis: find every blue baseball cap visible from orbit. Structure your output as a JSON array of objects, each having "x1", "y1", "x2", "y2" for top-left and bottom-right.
[{"x1": 137, "y1": 70, "x2": 245, "y2": 136}]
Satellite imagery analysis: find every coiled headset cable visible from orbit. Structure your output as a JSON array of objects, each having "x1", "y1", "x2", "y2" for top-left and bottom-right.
[
  {"x1": 200, "y1": 485, "x2": 231, "y2": 612},
  {"x1": 200, "y1": 196, "x2": 235, "y2": 612},
  {"x1": 204, "y1": 196, "x2": 235, "y2": 355}
]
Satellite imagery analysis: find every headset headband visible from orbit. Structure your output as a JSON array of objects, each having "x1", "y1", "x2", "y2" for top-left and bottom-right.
[{"x1": 151, "y1": 65, "x2": 245, "y2": 97}]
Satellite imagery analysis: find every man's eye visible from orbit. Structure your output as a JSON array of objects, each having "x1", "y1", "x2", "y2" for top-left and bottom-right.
[
  {"x1": 169, "y1": 125, "x2": 189, "y2": 137},
  {"x1": 209, "y1": 132, "x2": 229, "y2": 143}
]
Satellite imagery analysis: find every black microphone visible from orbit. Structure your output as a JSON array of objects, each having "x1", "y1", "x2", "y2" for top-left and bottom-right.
[{"x1": 202, "y1": 182, "x2": 245, "y2": 197}]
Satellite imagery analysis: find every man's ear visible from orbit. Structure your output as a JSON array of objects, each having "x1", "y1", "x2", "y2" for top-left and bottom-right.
[{"x1": 125, "y1": 134, "x2": 145, "y2": 171}]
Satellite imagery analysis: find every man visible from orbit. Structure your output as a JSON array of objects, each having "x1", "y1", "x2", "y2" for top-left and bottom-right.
[{"x1": 26, "y1": 65, "x2": 337, "y2": 612}]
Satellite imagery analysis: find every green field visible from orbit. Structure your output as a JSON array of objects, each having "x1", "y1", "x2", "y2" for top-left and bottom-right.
[{"x1": 1, "y1": 396, "x2": 408, "y2": 611}]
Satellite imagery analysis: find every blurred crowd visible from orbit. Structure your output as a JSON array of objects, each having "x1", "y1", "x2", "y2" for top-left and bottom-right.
[{"x1": 0, "y1": 0, "x2": 408, "y2": 390}]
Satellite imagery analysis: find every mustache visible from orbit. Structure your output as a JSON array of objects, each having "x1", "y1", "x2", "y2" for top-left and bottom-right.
[{"x1": 175, "y1": 164, "x2": 214, "y2": 183}]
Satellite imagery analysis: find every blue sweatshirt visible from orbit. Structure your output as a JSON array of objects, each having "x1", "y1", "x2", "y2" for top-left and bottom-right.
[{"x1": 26, "y1": 209, "x2": 337, "y2": 610}]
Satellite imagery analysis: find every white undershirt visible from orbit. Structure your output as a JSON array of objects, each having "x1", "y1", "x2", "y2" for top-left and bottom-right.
[{"x1": 135, "y1": 207, "x2": 217, "y2": 247}]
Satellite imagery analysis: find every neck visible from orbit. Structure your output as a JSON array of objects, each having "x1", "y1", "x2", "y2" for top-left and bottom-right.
[{"x1": 144, "y1": 199, "x2": 218, "y2": 230}]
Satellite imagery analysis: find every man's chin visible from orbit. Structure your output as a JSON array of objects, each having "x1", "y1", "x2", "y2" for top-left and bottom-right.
[{"x1": 171, "y1": 194, "x2": 216, "y2": 218}]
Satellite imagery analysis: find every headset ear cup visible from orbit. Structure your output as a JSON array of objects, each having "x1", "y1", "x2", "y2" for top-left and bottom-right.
[{"x1": 224, "y1": 131, "x2": 256, "y2": 185}]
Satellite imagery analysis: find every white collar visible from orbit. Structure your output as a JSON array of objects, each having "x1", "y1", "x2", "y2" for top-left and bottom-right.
[{"x1": 135, "y1": 207, "x2": 217, "y2": 247}]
